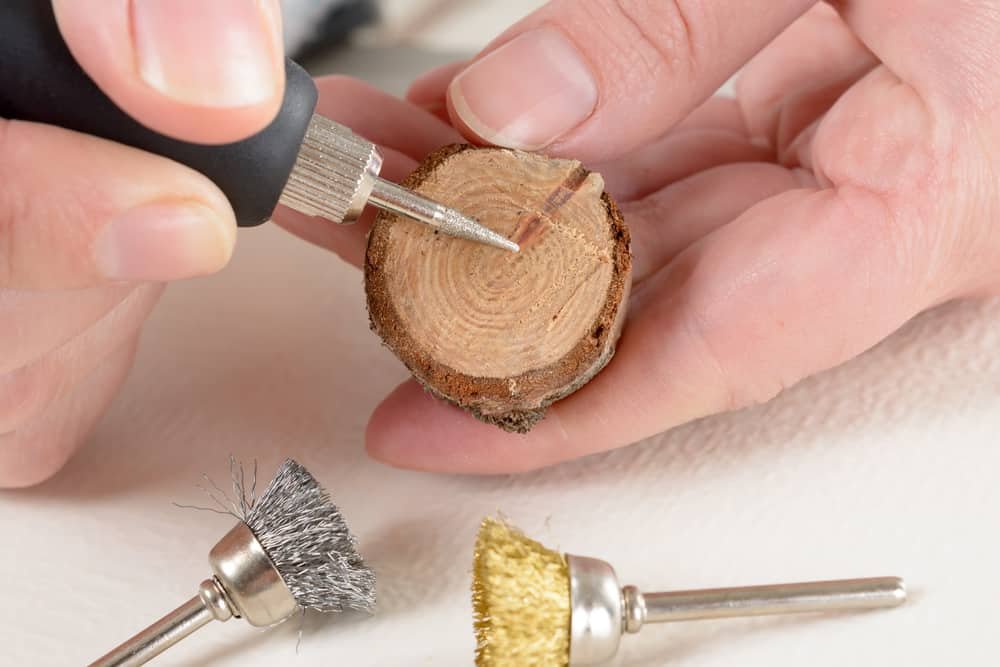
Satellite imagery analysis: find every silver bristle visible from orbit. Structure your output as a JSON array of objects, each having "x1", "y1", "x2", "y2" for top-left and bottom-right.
[
  {"x1": 244, "y1": 459, "x2": 376, "y2": 614},
  {"x1": 89, "y1": 458, "x2": 375, "y2": 667}
]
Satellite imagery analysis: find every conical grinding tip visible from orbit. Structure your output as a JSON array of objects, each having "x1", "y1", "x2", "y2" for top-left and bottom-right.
[
  {"x1": 369, "y1": 176, "x2": 520, "y2": 253},
  {"x1": 436, "y1": 206, "x2": 521, "y2": 253}
]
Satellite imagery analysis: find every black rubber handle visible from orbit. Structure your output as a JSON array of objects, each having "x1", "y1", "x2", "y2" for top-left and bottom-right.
[{"x1": 0, "y1": 0, "x2": 318, "y2": 226}]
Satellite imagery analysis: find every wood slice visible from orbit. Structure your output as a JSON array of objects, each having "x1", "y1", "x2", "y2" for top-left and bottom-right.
[{"x1": 365, "y1": 145, "x2": 631, "y2": 432}]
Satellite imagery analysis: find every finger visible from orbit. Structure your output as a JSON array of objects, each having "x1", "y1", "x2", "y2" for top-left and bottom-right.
[
  {"x1": 601, "y1": 131, "x2": 773, "y2": 203},
  {"x1": 625, "y1": 162, "x2": 810, "y2": 282},
  {"x1": 409, "y1": 71, "x2": 776, "y2": 205},
  {"x1": 367, "y1": 185, "x2": 935, "y2": 473},
  {"x1": 313, "y1": 76, "x2": 463, "y2": 158},
  {"x1": 735, "y1": 3, "x2": 877, "y2": 148},
  {"x1": 273, "y1": 147, "x2": 417, "y2": 268},
  {"x1": 0, "y1": 283, "x2": 162, "y2": 434},
  {"x1": 444, "y1": 0, "x2": 817, "y2": 163},
  {"x1": 405, "y1": 61, "x2": 467, "y2": 120},
  {"x1": 594, "y1": 97, "x2": 774, "y2": 201},
  {"x1": 0, "y1": 336, "x2": 139, "y2": 488},
  {"x1": 0, "y1": 120, "x2": 236, "y2": 289},
  {"x1": 789, "y1": 62, "x2": 985, "y2": 297},
  {"x1": 0, "y1": 284, "x2": 135, "y2": 372},
  {"x1": 831, "y1": 0, "x2": 1000, "y2": 111},
  {"x1": 669, "y1": 95, "x2": 754, "y2": 136},
  {"x1": 52, "y1": 0, "x2": 286, "y2": 144}
]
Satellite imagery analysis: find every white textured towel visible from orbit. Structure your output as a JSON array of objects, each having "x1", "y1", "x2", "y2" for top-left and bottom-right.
[
  {"x1": 1, "y1": 222, "x2": 997, "y2": 665},
  {"x1": 1, "y1": 5, "x2": 997, "y2": 664}
]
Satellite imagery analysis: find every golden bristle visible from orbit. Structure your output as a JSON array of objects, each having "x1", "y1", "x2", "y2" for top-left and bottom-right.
[{"x1": 472, "y1": 517, "x2": 571, "y2": 667}]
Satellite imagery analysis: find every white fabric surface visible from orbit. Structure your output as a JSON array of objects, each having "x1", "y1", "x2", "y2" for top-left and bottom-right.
[
  {"x1": 367, "y1": 0, "x2": 545, "y2": 50},
  {"x1": 2, "y1": 222, "x2": 999, "y2": 666},
  {"x1": 3, "y1": 4, "x2": 999, "y2": 663}
]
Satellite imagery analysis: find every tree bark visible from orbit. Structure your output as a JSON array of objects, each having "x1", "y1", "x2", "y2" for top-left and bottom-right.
[{"x1": 365, "y1": 145, "x2": 631, "y2": 432}]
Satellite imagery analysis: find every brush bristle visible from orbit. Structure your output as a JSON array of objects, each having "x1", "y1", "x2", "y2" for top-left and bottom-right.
[
  {"x1": 472, "y1": 517, "x2": 571, "y2": 667},
  {"x1": 243, "y1": 459, "x2": 376, "y2": 614}
]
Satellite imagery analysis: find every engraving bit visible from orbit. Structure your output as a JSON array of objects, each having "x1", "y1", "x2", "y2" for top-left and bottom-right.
[{"x1": 283, "y1": 114, "x2": 520, "y2": 252}]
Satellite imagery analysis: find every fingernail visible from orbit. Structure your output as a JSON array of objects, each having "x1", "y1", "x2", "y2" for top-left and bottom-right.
[
  {"x1": 132, "y1": 0, "x2": 282, "y2": 107},
  {"x1": 95, "y1": 202, "x2": 233, "y2": 281},
  {"x1": 449, "y1": 28, "x2": 598, "y2": 150}
]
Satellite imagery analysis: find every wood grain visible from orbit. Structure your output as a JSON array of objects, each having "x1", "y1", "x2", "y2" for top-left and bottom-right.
[{"x1": 365, "y1": 145, "x2": 631, "y2": 431}]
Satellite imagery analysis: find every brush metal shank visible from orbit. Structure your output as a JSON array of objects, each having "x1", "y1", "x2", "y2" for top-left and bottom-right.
[{"x1": 565, "y1": 554, "x2": 908, "y2": 666}]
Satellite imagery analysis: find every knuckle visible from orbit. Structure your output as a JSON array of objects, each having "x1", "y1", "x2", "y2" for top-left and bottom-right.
[
  {"x1": 924, "y1": 2, "x2": 1000, "y2": 114},
  {"x1": 0, "y1": 120, "x2": 16, "y2": 288},
  {"x1": 937, "y1": 129, "x2": 1000, "y2": 297},
  {"x1": 0, "y1": 304, "x2": 24, "y2": 374},
  {"x1": 811, "y1": 75, "x2": 962, "y2": 300},
  {"x1": 600, "y1": 0, "x2": 703, "y2": 80},
  {"x1": 0, "y1": 357, "x2": 63, "y2": 434},
  {"x1": 679, "y1": 295, "x2": 782, "y2": 413},
  {"x1": 0, "y1": 121, "x2": 42, "y2": 289},
  {"x1": 831, "y1": 185, "x2": 929, "y2": 306},
  {"x1": 0, "y1": 120, "x2": 96, "y2": 289}
]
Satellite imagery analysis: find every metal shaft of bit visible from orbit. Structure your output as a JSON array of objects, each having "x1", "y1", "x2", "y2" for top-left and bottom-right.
[
  {"x1": 90, "y1": 580, "x2": 233, "y2": 667},
  {"x1": 369, "y1": 177, "x2": 519, "y2": 252},
  {"x1": 280, "y1": 114, "x2": 519, "y2": 253},
  {"x1": 566, "y1": 555, "x2": 907, "y2": 665},
  {"x1": 626, "y1": 577, "x2": 907, "y2": 629}
]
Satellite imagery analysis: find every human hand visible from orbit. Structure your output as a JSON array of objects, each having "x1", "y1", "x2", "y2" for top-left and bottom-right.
[
  {"x1": 279, "y1": 1, "x2": 1000, "y2": 473},
  {"x1": 0, "y1": 0, "x2": 286, "y2": 487}
]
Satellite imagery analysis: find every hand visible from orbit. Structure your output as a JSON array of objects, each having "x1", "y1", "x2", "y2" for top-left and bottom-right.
[
  {"x1": 288, "y1": 1, "x2": 1000, "y2": 473},
  {"x1": 0, "y1": 0, "x2": 286, "y2": 487}
]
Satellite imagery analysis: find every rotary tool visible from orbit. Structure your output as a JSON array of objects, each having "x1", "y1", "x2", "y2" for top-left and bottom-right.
[{"x1": 0, "y1": 1, "x2": 518, "y2": 253}]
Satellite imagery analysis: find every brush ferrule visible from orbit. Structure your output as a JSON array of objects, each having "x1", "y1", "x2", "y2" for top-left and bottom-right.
[
  {"x1": 208, "y1": 522, "x2": 299, "y2": 628},
  {"x1": 566, "y1": 554, "x2": 625, "y2": 666}
]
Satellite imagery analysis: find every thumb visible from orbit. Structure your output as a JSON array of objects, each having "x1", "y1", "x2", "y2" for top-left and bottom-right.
[
  {"x1": 52, "y1": 0, "x2": 286, "y2": 145},
  {"x1": 446, "y1": 0, "x2": 815, "y2": 163}
]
